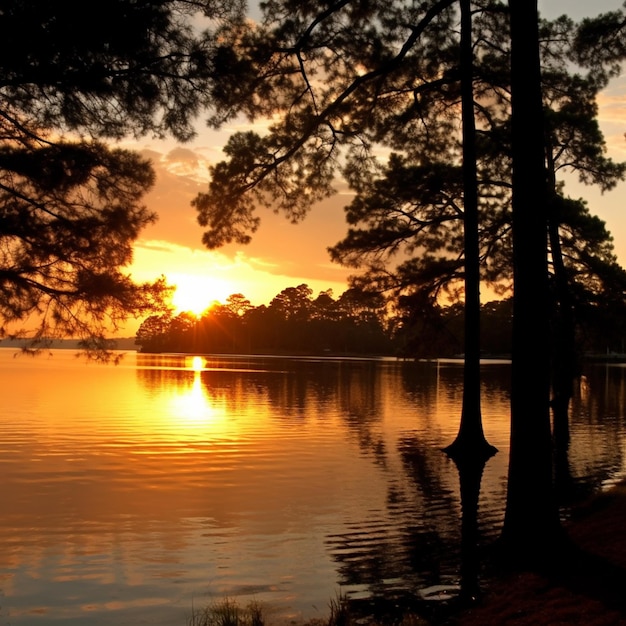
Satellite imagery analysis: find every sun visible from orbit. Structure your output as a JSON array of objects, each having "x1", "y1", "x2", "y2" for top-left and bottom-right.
[{"x1": 170, "y1": 273, "x2": 233, "y2": 316}]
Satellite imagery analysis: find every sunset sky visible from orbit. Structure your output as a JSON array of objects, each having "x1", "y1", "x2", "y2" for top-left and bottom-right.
[{"x1": 122, "y1": 0, "x2": 626, "y2": 328}]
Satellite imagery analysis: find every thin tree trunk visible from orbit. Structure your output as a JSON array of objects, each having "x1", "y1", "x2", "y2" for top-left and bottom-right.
[
  {"x1": 501, "y1": 0, "x2": 564, "y2": 565},
  {"x1": 445, "y1": 0, "x2": 496, "y2": 462},
  {"x1": 548, "y1": 207, "x2": 576, "y2": 447},
  {"x1": 545, "y1": 149, "x2": 577, "y2": 448}
]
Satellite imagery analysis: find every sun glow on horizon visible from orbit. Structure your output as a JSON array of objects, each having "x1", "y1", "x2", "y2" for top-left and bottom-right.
[
  {"x1": 130, "y1": 241, "x2": 354, "y2": 326},
  {"x1": 170, "y1": 272, "x2": 233, "y2": 316}
]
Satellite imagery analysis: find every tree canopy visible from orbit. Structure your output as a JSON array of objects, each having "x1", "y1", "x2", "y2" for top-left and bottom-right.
[
  {"x1": 193, "y1": 2, "x2": 625, "y2": 318},
  {"x1": 190, "y1": 0, "x2": 626, "y2": 567},
  {"x1": 0, "y1": 0, "x2": 244, "y2": 354}
]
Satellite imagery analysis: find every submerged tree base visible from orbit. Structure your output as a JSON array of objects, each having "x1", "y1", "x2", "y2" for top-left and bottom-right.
[{"x1": 443, "y1": 436, "x2": 498, "y2": 466}]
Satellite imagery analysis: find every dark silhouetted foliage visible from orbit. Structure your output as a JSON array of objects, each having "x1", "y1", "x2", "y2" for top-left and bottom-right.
[
  {"x1": 135, "y1": 285, "x2": 395, "y2": 356},
  {"x1": 0, "y1": 0, "x2": 244, "y2": 354}
]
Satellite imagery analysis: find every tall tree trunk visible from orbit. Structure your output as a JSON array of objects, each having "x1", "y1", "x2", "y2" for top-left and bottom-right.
[
  {"x1": 445, "y1": 0, "x2": 496, "y2": 462},
  {"x1": 500, "y1": 0, "x2": 564, "y2": 565}
]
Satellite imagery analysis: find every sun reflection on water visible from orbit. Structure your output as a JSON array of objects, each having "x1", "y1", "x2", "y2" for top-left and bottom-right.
[
  {"x1": 168, "y1": 371, "x2": 226, "y2": 428},
  {"x1": 135, "y1": 354, "x2": 239, "y2": 436},
  {"x1": 189, "y1": 355, "x2": 205, "y2": 372}
]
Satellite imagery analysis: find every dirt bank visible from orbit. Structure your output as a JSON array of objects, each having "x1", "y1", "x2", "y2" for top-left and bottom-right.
[{"x1": 453, "y1": 482, "x2": 626, "y2": 625}]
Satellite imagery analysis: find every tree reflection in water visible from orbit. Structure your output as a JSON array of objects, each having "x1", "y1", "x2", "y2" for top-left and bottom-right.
[
  {"x1": 131, "y1": 355, "x2": 626, "y2": 623},
  {"x1": 134, "y1": 355, "x2": 506, "y2": 620}
]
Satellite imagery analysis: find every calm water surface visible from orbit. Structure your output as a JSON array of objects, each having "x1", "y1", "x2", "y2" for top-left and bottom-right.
[{"x1": 1, "y1": 349, "x2": 625, "y2": 625}]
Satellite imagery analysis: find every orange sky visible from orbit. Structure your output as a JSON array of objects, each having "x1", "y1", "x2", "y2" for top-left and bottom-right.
[
  {"x1": 119, "y1": 2, "x2": 626, "y2": 332},
  {"x1": 124, "y1": 135, "x2": 356, "y2": 324}
]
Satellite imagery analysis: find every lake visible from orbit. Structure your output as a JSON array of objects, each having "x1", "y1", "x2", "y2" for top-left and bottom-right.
[{"x1": 1, "y1": 349, "x2": 625, "y2": 625}]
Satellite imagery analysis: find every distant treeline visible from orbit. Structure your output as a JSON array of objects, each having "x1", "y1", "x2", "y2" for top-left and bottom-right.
[
  {"x1": 136, "y1": 285, "x2": 393, "y2": 356},
  {"x1": 135, "y1": 284, "x2": 513, "y2": 357},
  {"x1": 135, "y1": 283, "x2": 626, "y2": 358}
]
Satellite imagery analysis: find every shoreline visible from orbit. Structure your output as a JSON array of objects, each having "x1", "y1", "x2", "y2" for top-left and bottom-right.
[{"x1": 452, "y1": 481, "x2": 626, "y2": 625}]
